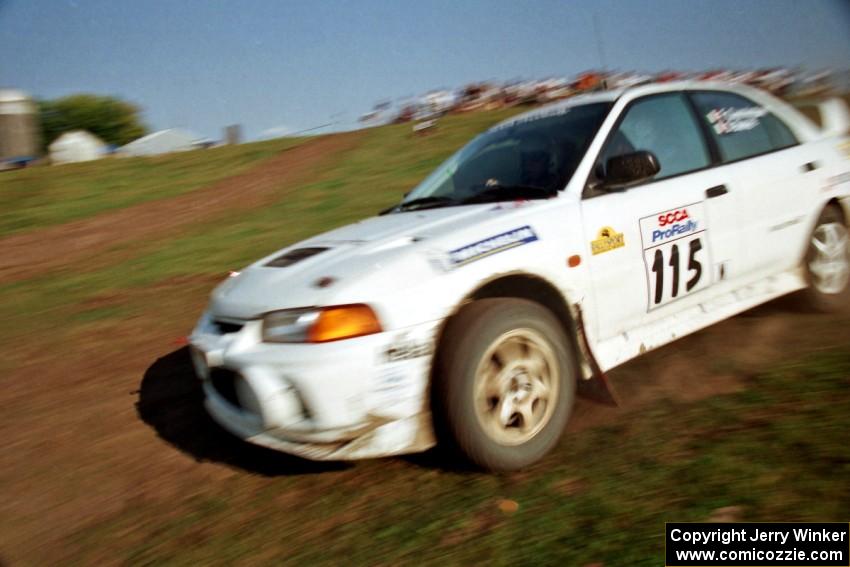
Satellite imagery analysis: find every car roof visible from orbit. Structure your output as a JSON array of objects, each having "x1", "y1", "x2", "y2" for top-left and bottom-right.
[
  {"x1": 494, "y1": 81, "x2": 771, "y2": 131},
  {"x1": 493, "y1": 89, "x2": 624, "y2": 130}
]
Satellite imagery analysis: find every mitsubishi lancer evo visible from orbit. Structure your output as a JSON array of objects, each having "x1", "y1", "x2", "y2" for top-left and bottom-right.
[{"x1": 190, "y1": 82, "x2": 850, "y2": 471}]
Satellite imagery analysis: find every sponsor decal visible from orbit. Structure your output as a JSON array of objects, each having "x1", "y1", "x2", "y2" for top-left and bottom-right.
[
  {"x1": 647, "y1": 208, "x2": 699, "y2": 243},
  {"x1": 706, "y1": 106, "x2": 767, "y2": 135},
  {"x1": 448, "y1": 225, "x2": 538, "y2": 267},
  {"x1": 371, "y1": 367, "x2": 415, "y2": 406},
  {"x1": 492, "y1": 107, "x2": 571, "y2": 130},
  {"x1": 385, "y1": 336, "x2": 432, "y2": 362},
  {"x1": 590, "y1": 226, "x2": 625, "y2": 255},
  {"x1": 639, "y1": 203, "x2": 711, "y2": 310}
]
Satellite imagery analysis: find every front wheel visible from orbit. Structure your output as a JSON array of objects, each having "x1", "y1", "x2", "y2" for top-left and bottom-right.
[
  {"x1": 433, "y1": 298, "x2": 576, "y2": 471},
  {"x1": 799, "y1": 206, "x2": 850, "y2": 312}
]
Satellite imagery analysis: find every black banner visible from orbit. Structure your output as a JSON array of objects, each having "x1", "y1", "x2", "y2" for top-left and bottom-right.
[{"x1": 666, "y1": 523, "x2": 849, "y2": 566}]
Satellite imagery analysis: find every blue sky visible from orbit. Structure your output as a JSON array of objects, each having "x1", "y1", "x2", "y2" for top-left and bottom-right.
[{"x1": 2, "y1": 0, "x2": 849, "y2": 141}]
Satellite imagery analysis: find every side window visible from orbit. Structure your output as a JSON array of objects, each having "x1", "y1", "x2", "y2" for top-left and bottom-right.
[
  {"x1": 599, "y1": 94, "x2": 710, "y2": 181},
  {"x1": 690, "y1": 91, "x2": 798, "y2": 162}
]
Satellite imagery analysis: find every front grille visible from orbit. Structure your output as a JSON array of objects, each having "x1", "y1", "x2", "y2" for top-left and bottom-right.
[
  {"x1": 209, "y1": 368, "x2": 242, "y2": 409},
  {"x1": 213, "y1": 320, "x2": 244, "y2": 334}
]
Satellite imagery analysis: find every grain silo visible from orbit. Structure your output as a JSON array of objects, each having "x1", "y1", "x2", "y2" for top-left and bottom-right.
[{"x1": 0, "y1": 89, "x2": 40, "y2": 161}]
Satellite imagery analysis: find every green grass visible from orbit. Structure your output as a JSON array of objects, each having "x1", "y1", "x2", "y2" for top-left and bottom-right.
[
  {"x1": 0, "y1": 136, "x2": 304, "y2": 237},
  {"x1": 118, "y1": 109, "x2": 526, "y2": 275},
  {"x1": 69, "y1": 347, "x2": 850, "y2": 565},
  {"x1": 0, "y1": 109, "x2": 524, "y2": 347}
]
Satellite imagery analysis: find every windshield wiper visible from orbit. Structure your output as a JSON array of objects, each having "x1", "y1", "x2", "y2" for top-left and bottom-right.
[
  {"x1": 380, "y1": 195, "x2": 459, "y2": 215},
  {"x1": 459, "y1": 184, "x2": 555, "y2": 204}
]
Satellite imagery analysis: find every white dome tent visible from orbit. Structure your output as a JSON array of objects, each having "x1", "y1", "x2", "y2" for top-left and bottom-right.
[
  {"x1": 48, "y1": 130, "x2": 105, "y2": 165},
  {"x1": 118, "y1": 128, "x2": 201, "y2": 157}
]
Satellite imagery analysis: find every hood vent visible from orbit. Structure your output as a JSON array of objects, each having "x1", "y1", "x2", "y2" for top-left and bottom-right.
[{"x1": 265, "y1": 247, "x2": 329, "y2": 268}]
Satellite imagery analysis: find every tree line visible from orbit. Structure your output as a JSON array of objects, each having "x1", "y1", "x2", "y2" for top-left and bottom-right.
[{"x1": 39, "y1": 94, "x2": 147, "y2": 150}]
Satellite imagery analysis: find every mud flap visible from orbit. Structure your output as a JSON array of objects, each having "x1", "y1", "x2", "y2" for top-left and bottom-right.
[{"x1": 574, "y1": 305, "x2": 619, "y2": 406}]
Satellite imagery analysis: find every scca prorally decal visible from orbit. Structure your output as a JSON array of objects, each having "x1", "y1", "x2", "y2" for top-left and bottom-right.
[
  {"x1": 706, "y1": 106, "x2": 766, "y2": 135},
  {"x1": 639, "y1": 204, "x2": 705, "y2": 250},
  {"x1": 639, "y1": 203, "x2": 711, "y2": 310},
  {"x1": 449, "y1": 226, "x2": 538, "y2": 266},
  {"x1": 649, "y1": 208, "x2": 698, "y2": 243}
]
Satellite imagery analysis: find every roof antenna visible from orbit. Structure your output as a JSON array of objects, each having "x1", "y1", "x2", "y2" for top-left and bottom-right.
[{"x1": 593, "y1": 11, "x2": 609, "y2": 90}]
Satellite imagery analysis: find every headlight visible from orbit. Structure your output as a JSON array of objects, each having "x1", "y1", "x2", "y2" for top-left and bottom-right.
[{"x1": 261, "y1": 304, "x2": 382, "y2": 343}]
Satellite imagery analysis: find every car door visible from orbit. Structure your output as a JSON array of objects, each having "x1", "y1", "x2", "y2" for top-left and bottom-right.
[
  {"x1": 580, "y1": 92, "x2": 743, "y2": 346},
  {"x1": 689, "y1": 91, "x2": 821, "y2": 279}
]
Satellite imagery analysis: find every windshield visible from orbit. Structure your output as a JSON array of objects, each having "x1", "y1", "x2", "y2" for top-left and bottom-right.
[{"x1": 392, "y1": 102, "x2": 612, "y2": 212}]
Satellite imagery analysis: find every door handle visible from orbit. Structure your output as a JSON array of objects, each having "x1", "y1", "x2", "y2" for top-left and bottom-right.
[
  {"x1": 706, "y1": 184, "x2": 728, "y2": 199},
  {"x1": 802, "y1": 161, "x2": 819, "y2": 172}
]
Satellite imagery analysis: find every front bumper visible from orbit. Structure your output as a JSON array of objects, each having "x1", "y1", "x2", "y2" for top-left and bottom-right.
[{"x1": 189, "y1": 313, "x2": 438, "y2": 460}]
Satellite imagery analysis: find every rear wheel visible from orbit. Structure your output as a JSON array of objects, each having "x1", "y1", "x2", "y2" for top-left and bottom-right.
[
  {"x1": 800, "y1": 206, "x2": 850, "y2": 312},
  {"x1": 433, "y1": 298, "x2": 575, "y2": 471}
]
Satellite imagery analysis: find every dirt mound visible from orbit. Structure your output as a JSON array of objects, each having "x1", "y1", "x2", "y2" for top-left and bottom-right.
[{"x1": 0, "y1": 132, "x2": 362, "y2": 283}]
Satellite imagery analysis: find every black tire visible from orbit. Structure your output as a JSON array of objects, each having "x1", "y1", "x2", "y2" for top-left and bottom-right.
[
  {"x1": 432, "y1": 298, "x2": 576, "y2": 471},
  {"x1": 799, "y1": 205, "x2": 850, "y2": 312}
]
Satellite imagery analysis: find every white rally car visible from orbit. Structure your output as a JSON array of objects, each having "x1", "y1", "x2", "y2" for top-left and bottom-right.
[{"x1": 190, "y1": 82, "x2": 850, "y2": 471}]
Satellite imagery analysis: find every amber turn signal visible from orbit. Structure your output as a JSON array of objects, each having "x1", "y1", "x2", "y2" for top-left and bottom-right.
[{"x1": 308, "y1": 304, "x2": 383, "y2": 343}]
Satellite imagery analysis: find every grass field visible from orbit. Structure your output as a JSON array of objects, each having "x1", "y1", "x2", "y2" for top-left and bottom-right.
[
  {"x1": 0, "y1": 136, "x2": 304, "y2": 237},
  {"x1": 0, "y1": 109, "x2": 522, "y2": 349},
  {"x1": 1, "y1": 102, "x2": 849, "y2": 565},
  {"x1": 124, "y1": 349, "x2": 848, "y2": 565}
]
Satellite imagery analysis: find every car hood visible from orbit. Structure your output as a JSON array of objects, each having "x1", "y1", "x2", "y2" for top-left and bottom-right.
[
  {"x1": 208, "y1": 201, "x2": 544, "y2": 319},
  {"x1": 302, "y1": 202, "x2": 516, "y2": 243}
]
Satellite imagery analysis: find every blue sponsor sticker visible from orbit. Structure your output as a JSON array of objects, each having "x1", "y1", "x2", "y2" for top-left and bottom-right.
[
  {"x1": 651, "y1": 219, "x2": 699, "y2": 243},
  {"x1": 449, "y1": 225, "x2": 539, "y2": 267}
]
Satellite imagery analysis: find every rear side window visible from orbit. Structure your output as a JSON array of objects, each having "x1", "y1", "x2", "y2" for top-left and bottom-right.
[
  {"x1": 598, "y1": 93, "x2": 710, "y2": 181},
  {"x1": 690, "y1": 91, "x2": 798, "y2": 163}
]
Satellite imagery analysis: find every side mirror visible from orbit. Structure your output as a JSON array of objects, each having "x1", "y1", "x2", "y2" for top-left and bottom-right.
[{"x1": 603, "y1": 150, "x2": 660, "y2": 190}]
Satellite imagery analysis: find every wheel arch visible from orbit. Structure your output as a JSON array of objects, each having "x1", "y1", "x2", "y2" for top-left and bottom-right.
[
  {"x1": 797, "y1": 198, "x2": 850, "y2": 311},
  {"x1": 826, "y1": 197, "x2": 848, "y2": 224},
  {"x1": 428, "y1": 271, "x2": 618, "y2": 406},
  {"x1": 799, "y1": 198, "x2": 848, "y2": 261},
  {"x1": 441, "y1": 271, "x2": 578, "y2": 359}
]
